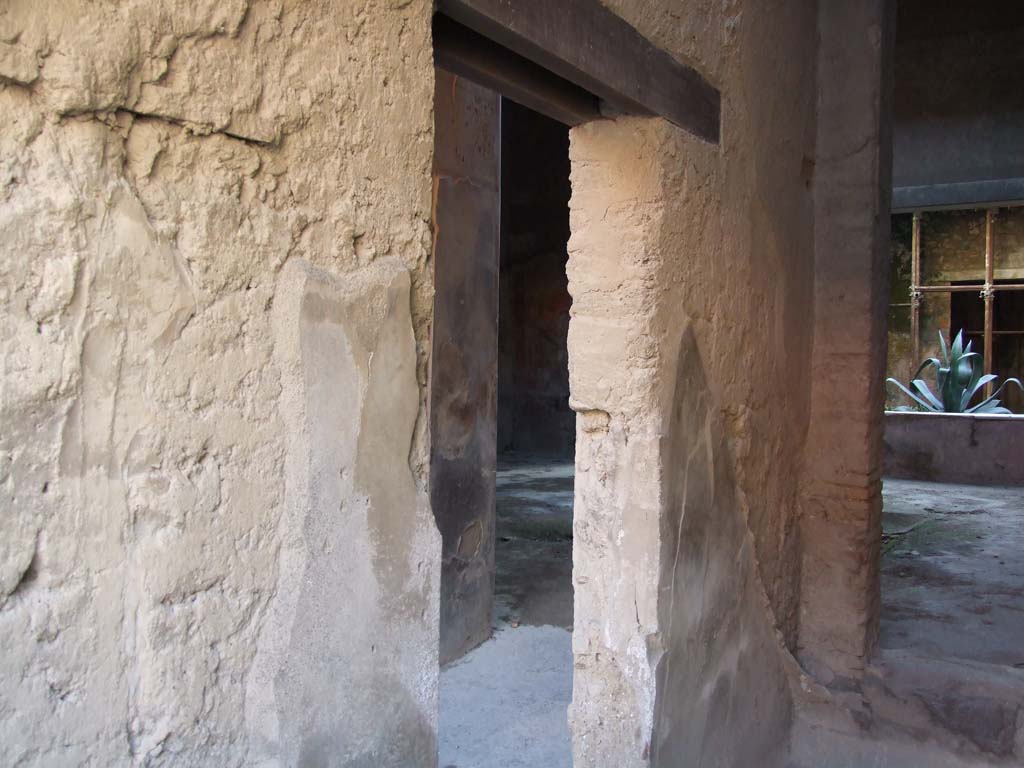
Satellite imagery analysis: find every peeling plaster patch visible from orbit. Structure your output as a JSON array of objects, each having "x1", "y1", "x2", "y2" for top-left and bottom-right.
[{"x1": 245, "y1": 258, "x2": 439, "y2": 766}]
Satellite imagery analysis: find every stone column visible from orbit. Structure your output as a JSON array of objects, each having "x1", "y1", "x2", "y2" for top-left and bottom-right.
[
  {"x1": 430, "y1": 70, "x2": 501, "y2": 664},
  {"x1": 798, "y1": 0, "x2": 895, "y2": 685}
]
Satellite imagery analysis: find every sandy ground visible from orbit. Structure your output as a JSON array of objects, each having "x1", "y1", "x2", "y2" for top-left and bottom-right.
[
  {"x1": 439, "y1": 457, "x2": 574, "y2": 768},
  {"x1": 438, "y1": 626, "x2": 572, "y2": 768}
]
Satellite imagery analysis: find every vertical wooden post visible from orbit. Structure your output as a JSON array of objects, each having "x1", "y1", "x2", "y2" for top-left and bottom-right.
[
  {"x1": 430, "y1": 70, "x2": 502, "y2": 663},
  {"x1": 910, "y1": 212, "x2": 921, "y2": 374},
  {"x1": 983, "y1": 209, "x2": 995, "y2": 398}
]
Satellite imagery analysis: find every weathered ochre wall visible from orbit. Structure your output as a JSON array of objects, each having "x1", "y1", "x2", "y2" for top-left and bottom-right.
[
  {"x1": 0, "y1": 1, "x2": 440, "y2": 765},
  {"x1": 566, "y1": 2, "x2": 819, "y2": 764}
]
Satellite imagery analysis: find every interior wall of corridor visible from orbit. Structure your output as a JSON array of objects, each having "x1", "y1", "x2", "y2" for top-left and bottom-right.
[
  {"x1": 892, "y1": 0, "x2": 1024, "y2": 190},
  {"x1": 0, "y1": 0, "x2": 893, "y2": 766}
]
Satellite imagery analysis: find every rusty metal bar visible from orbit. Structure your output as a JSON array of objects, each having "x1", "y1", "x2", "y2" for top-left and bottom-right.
[
  {"x1": 902, "y1": 208, "x2": 1024, "y2": 404},
  {"x1": 917, "y1": 284, "x2": 988, "y2": 293},
  {"x1": 983, "y1": 209, "x2": 995, "y2": 397},
  {"x1": 915, "y1": 283, "x2": 1024, "y2": 293},
  {"x1": 911, "y1": 212, "x2": 921, "y2": 373}
]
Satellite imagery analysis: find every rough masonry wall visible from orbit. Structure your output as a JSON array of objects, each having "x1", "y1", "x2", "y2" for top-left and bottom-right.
[
  {"x1": 0, "y1": 2, "x2": 440, "y2": 765},
  {"x1": 886, "y1": 208, "x2": 1024, "y2": 413},
  {"x1": 567, "y1": 2, "x2": 819, "y2": 764}
]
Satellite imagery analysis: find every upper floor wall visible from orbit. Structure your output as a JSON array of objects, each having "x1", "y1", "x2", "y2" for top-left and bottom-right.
[{"x1": 893, "y1": 0, "x2": 1024, "y2": 206}]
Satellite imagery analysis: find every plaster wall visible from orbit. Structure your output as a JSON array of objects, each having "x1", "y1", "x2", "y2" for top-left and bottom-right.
[
  {"x1": 0, "y1": 2, "x2": 440, "y2": 765},
  {"x1": 565, "y1": 1, "x2": 821, "y2": 763},
  {"x1": 0, "y1": 0, "x2": 899, "y2": 764}
]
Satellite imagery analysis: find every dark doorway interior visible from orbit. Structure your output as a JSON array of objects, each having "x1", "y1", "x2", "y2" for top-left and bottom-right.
[
  {"x1": 497, "y1": 100, "x2": 574, "y2": 460},
  {"x1": 494, "y1": 99, "x2": 575, "y2": 631}
]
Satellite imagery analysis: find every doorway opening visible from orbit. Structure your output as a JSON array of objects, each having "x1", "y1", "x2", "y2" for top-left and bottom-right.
[
  {"x1": 428, "y1": 8, "x2": 723, "y2": 765},
  {"x1": 493, "y1": 98, "x2": 575, "y2": 635},
  {"x1": 433, "y1": 82, "x2": 575, "y2": 768}
]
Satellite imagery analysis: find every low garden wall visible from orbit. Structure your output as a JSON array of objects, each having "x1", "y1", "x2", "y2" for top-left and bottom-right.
[{"x1": 884, "y1": 411, "x2": 1024, "y2": 486}]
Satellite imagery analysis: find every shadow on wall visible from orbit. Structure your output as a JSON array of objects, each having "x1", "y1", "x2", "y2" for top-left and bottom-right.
[{"x1": 652, "y1": 324, "x2": 794, "y2": 766}]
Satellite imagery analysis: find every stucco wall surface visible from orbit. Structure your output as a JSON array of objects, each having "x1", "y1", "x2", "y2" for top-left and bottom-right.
[
  {"x1": 566, "y1": 1, "x2": 819, "y2": 764},
  {"x1": 0, "y1": 1, "x2": 440, "y2": 765}
]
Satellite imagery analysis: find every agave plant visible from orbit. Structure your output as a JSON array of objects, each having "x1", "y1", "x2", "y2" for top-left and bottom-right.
[{"x1": 887, "y1": 330, "x2": 1022, "y2": 414}]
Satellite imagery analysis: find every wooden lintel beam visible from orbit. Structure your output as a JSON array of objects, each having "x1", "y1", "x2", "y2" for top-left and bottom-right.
[
  {"x1": 436, "y1": 0, "x2": 721, "y2": 143},
  {"x1": 433, "y1": 14, "x2": 601, "y2": 126}
]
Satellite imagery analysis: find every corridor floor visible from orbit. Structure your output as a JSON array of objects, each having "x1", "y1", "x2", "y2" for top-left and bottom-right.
[
  {"x1": 880, "y1": 478, "x2": 1024, "y2": 666},
  {"x1": 439, "y1": 458, "x2": 574, "y2": 768},
  {"x1": 857, "y1": 479, "x2": 1024, "y2": 762},
  {"x1": 442, "y1": 472, "x2": 1024, "y2": 766}
]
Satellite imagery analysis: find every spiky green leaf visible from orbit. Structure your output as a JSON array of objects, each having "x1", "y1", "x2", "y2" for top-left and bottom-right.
[{"x1": 886, "y1": 378, "x2": 940, "y2": 412}]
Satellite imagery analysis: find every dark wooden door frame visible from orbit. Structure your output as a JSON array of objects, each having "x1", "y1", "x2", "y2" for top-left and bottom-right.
[{"x1": 434, "y1": 0, "x2": 721, "y2": 143}]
